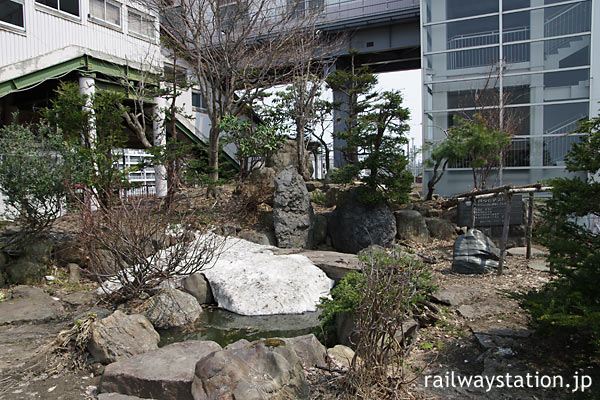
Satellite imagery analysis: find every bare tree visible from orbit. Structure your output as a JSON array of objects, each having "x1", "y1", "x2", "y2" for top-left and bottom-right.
[
  {"x1": 425, "y1": 65, "x2": 527, "y2": 196},
  {"x1": 311, "y1": 98, "x2": 334, "y2": 173},
  {"x1": 76, "y1": 188, "x2": 224, "y2": 301},
  {"x1": 148, "y1": 0, "x2": 335, "y2": 184}
]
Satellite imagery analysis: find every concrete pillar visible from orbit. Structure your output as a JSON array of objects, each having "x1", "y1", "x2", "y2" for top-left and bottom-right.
[
  {"x1": 332, "y1": 87, "x2": 349, "y2": 168},
  {"x1": 529, "y1": 2, "x2": 546, "y2": 167},
  {"x1": 78, "y1": 76, "x2": 96, "y2": 145},
  {"x1": 153, "y1": 96, "x2": 168, "y2": 198}
]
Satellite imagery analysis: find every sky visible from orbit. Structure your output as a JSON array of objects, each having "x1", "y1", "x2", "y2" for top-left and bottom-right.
[{"x1": 375, "y1": 69, "x2": 423, "y2": 152}]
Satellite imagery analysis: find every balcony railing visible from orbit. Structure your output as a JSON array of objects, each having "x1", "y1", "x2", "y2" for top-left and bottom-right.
[{"x1": 444, "y1": 1, "x2": 589, "y2": 70}]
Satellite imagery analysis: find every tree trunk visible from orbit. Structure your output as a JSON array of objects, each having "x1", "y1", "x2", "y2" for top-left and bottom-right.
[
  {"x1": 296, "y1": 120, "x2": 309, "y2": 180},
  {"x1": 426, "y1": 159, "x2": 448, "y2": 200},
  {"x1": 208, "y1": 125, "x2": 220, "y2": 183}
]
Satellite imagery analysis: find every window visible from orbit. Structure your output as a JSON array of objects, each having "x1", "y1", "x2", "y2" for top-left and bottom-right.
[
  {"x1": 164, "y1": 66, "x2": 187, "y2": 87},
  {"x1": 217, "y1": 0, "x2": 248, "y2": 31},
  {"x1": 127, "y1": 8, "x2": 154, "y2": 38},
  {"x1": 0, "y1": 0, "x2": 25, "y2": 29},
  {"x1": 287, "y1": 0, "x2": 324, "y2": 19},
  {"x1": 36, "y1": 0, "x2": 80, "y2": 17},
  {"x1": 90, "y1": 0, "x2": 120, "y2": 26},
  {"x1": 192, "y1": 91, "x2": 207, "y2": 111}
]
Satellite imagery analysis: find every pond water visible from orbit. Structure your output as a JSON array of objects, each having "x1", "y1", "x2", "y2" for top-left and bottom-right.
[{"x1": 158, "y1": 307, "x2": 321, "y2": 347}]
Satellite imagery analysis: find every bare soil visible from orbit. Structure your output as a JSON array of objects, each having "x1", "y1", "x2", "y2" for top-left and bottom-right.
[{"x1": 1, "y1": 187, "x2": 598, "y2": 399}]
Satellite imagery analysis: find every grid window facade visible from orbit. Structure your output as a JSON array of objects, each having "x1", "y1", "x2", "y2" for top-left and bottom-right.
[{"x1": 423, "y1": 0, "x2": 592, "y2": 175}]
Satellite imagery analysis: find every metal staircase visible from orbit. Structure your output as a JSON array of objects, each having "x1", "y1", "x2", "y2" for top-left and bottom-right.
[{"x1": 446, "y1": 1, "x2": 590, "y2": 70}]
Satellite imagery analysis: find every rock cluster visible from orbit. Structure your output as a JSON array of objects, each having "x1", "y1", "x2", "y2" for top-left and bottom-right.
[
  {"x1": 273, "y1": 166, "x2": 314, "y2": 249},
  {"x1": 452, "y1": 229, "x2": 500, "y2": 274},
  {"x1": 98, "y1": 334, "x2": 328, "y2": 400},
  {"x1": 327, "y1": 191, "x2": 396, "y2": 254}
]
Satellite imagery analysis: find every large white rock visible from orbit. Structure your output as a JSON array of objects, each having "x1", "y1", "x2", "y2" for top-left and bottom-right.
[
  {"x1": 98, "y1": 232, "x2": 333, "y2": 316},
  {"x1": 201, "y1": 236, "x2": 333, "y2": 316}
]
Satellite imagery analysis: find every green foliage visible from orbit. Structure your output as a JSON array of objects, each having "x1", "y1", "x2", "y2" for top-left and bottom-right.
[
  {"x1": 519, "y1": 118, "x2": 600, "y2": 350},
  {"x1": 219, "y1": 115, "x2": 286, "y2": 180},
  {"x1": 0, "y1": 123, "x2": 68, "y2": 234},
  {"x1": 44, "y1": 83, "x2": 132, "y2": 206},
  {"x1": 446, "y1": 114, "x2": 512, "y2": 189},
  {"x1": 41, "y1": 81, "x2": 89, "y2": 144},
  {"x1": 315, "y1": 248, "x2": 435, "y2": 346},
  {"x1": 310, "y1": 189, "x2": 326, "y2": 205},
  {"x1": 329, "y1": 88, "x2": 413, "y2": 205},
  {"x1": 326, "y1": 60, "x2": 413, "y2": 204},
  {"x1": 316, "y1": 271, "x2": 364, "y2": 344}
]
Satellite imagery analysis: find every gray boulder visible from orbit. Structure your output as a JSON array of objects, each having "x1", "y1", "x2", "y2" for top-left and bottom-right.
[
  {"x1": 266, "y1": 139, "x2": 313, "y2": 177},
  {"x1": 313, "y1": 214, "x2": 328, "y2": 246},
  {"x1": 327, "y1": 345, "x2": 355, "y2": 369},
  {"x1": 191, "y1": 339, "x2": 309, "y2": 400},
  {"x1": 99, "y1": 341, "x2": 221, "y2": 400},
  {"x1": 249, "y1": 167, "x2": 277, "y2": 187},
  {"x1": 327, "y1": 191, "x2": 396, "y2": 254},
  {"x1": 426, "y1": 217, "x2": 457, "y2": 241},
  {"x1": 183, "y1": 274, "x2": 215, "y2": 305},
  {"x1": 395, "y1": 209, "x2": 430, "y2": 243},
  {"x1": 273, "y1": 166, "x2": 314, "y2": 249},
  {"x1": 237, "y1": 230, "x2": 277, "y2": 246},
  {"x1": 88, "y1": 311, "x2": 160, "y2": 364},
  {"x1": 280, "y1": 334, "x2": 327, "y2": 368},
  {"x1": 452, "y1": 229, "x2": 500, "y2": 274},
  {"x1": 137, "y1": 289, "x2": 202, "y2": 329},
  {"x1": 6, "y1": 259, "x2": 45, "y2": 285},
  {"x1": 0, "y1": 285, "x2": 65, "y2": 325},
  {"x1": 272, "y1": 248, "x2": 361, "y2": 283}
]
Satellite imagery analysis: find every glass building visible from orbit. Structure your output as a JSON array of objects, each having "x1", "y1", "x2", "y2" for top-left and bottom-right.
[{"x1": 421, "y1": 0, "x2": 597, "y2": 195}]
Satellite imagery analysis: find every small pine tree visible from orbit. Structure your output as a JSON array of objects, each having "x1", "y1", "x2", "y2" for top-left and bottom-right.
[
  {"x1": 446, "y1": 114, "x2": 511, "y2": 190},
  {"x1": 327, "y1": 61, "x2": 412, "y2": 205},
  {"x1": 520, "y1": 118, "x2": 600, "y2": 349}
]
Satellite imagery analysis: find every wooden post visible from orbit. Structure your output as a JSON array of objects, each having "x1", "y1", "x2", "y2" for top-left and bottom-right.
[
  {"x1": 498, "y1": 189, "x2": 512, "y2": 276},
  {"x1": 470, "y1": 197, "x2": 476, "y2": 229},
  {"x1": 526, "y1": 192, "x2": 534, "y2": 259}
]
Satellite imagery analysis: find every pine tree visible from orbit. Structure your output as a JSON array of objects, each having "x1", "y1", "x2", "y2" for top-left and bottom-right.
[
  {"x1": 520, "y1": 118, "x2": 600, "y2": 349},
  {"x1": 327, "y1": 61, "x2": 412, "y2": 205}
]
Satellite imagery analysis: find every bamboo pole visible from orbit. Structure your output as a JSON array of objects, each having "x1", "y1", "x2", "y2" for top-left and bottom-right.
[
  {"x1": 497, "y1": 189, "x2": 512, "y2": 276},
  {"x1": 526, "y1": 192, "x2": 534, "y2": 259}
]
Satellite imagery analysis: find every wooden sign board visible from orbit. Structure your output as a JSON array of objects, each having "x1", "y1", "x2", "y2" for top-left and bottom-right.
[{"x1": 458, "y1": 195, "x2": 524, "y2": 227}]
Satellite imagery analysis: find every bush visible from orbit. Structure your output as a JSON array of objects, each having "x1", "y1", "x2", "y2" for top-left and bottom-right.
[
  {"x1": 519, "y1": 118, "x2": 600, "y2": 351},
  {"x1": 317, "y1": 247, "x2": 435, "y2": 397},
  {"x1": 0, "y1": 123, "x2": 68, "y2": 235},
  {"x1": 78, "y1": 194, "x2": 224, "y2": 302},
  {"x1": 326, "y1": 61, "x2": 413, "y2": 205}
]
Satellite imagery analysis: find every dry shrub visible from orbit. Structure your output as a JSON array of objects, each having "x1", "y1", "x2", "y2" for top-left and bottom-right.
[
  {"x1": 345, "y1": 248, "x2": 434, "y2": 399},
  {"x1": 234, "y1": 182, "x2": 273, "y2": 214},
  {"x1": 76, "y1": 190, "x2": 224, "y2": 302},
  {"x1": 52, "y1": 313, "x2": 97, "y2": 370}
]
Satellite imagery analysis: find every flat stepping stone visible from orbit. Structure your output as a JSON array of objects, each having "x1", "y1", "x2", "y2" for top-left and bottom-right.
[
  {"x1": 528, "y1": 259, "x2": 550, "y2": 272},
  {"x1": 272, "y1": 249, "x2": 360, "y2": 282},
  {"x1": 99, "y1": 340, "x2": 221, "y2": 400},
  {"x1": 457, "y1": 303, "x2": 504, "y2": 320},
  {"x1": 469, "y1": 321, "x2": 531, "y2": 338},
  {"x1": 0, "y1": 285, "x2": 65, "y2": 325},
  {"x1": 430, "y1": 285, "x2": 477, "y2": 306},
  {"x1": 98, "y1": 394, "x2": 149, "y2": 400},
  {"x1": 506, "y1": 247, "x2": 546, "y2": 257}
]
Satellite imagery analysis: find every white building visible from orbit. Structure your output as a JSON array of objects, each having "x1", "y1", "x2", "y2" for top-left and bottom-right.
[
  {"x1": 0, "y1": 0, "x2": 237, "y2": 197},
  {"x1": 421, "y1": 0, "x2": 598, "y2": 196}
]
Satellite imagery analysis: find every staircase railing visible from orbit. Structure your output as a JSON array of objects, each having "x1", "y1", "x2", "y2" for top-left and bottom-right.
[
  {"x1": 445, "y1": 1, "x2": 590, "y2": 70},
  {"x1": 544, "y1": 113, "x2": 587, "y2": 135},
  {"x1": 544, "y1": 2, "x2": 591, "y2": 56}
]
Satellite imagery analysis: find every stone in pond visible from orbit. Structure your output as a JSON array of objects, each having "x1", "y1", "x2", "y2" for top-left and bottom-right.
[{"x1": 201, "y1": 236, "x2": 332, "y2": 316}]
